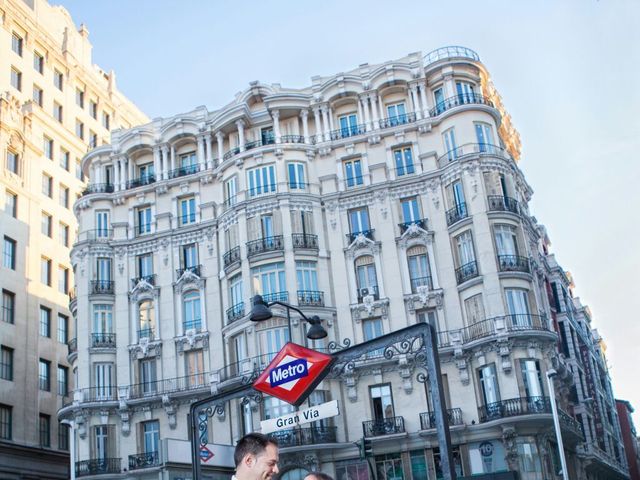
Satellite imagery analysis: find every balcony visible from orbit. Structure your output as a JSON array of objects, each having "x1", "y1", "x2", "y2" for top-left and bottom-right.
[
  {"x1": 128, "y1": 372, "x2": 209, "y2": 399},
  {"x1": 297, "y1": 290, "x2": 325, "y2": 307},
  {"x1": 262, "y1": 291, "x2": 289, "y2": 303},
  {"x1": 357, "y1": 285, "x2": 380, "y2": 303},
  {"x1": 226, "y1": 302, "x2": 245, "y2": 324},
  {"x1": 218, "y1": 353, "x2": 275, "y2": 383},
  {"x1": 497, "y1": 255, "x2": 530, "y2": 273},
  {"x1": 424, "y1": 46, "x2": 480, "y2": 66},
  {"x1": 559, "y1": 409, "x2": 585, "y2": 440},
  {"x1": 247, "y1": 184, "x2": 277, "y2": 197},
  {"x1": 67, "y1": 338, "x2": 77, "y2": 354},
  {"x1": 455, "y1": 261, "x2": 479, "y2": 284},
  {"x1": 246, "y1": 236, "x2": 284, "y2": 258},
  {"x1": 268, "y1": 426, "x2": 337, "y2": 448},
  {"x1": 138, "y1": 327, "x2": 155, "y2": 341},
  {"x1": 129, "y1": 451, "x2": 160, "y2": 470},
  {"x1": 329, "y1": 123, "x2": 367, "y2": 141},
  {"x1": 410, "y1": 276, "x2": 433, "y2": 293},
  {"x1": 135, "y1": 222, "x2": 155, "y2": 236},
  {"x1": 503, "y1": 313, "x2": 548, "y2": 332},
  {"x1": 399, "y1": 218, "x2": 427, "y2": 234},
  {"x1": 292, "y1": 233, "x2": 319, "y2": 250},
  {"x1": 223, "y1": 147, "x2": 240, "y2": 161},
  {"x1": 429, "y1": 93, "x2": 493, "y2": 117},
  {"x1": 438, "y1": 143, "x2": 513, "y2": 167},
  {"x1": 131, "y1": 274, "x2": 156, "y2": 289},
  {"x1": 346, "y1": 229, "x2": 375, "y2": 244},
  {"x1": 79, "y1": 229, "x2": 113, "y2": 242},
  {"x1": 280, "y1": 135, "x2": 305, "y2": 144},
  {"x1": 81, "y1": 183, "x2": 114, "y2": 196},
  {"x1": 245, "y1": 137, "x2": 275, "y2": 150},
  {"x1": 168, "y1": 164, "x2": 198, "y2": 179},
  {"x1": 183, "y1": 320, "x2": 202, "y2": 333},
  {"x1": 126, "y1": 174, "x2": 156, "y2": 189},
  {"x1": 461, "y1": 318, "x2": 495, "y2": 343},
  {"x1": 487, "y1": 195, "x2": 520, "y2": 214},
  {"x1": 446, "y1": 203, "x2": 468, "y2": 226},
  {"x1": 379, "y1": 112, "x2": 417, "y2": 129},
  {"x1": 344, "y1": 176, "x2": 365, "y2": 189},
  {"x1": 223, "y1": 246, "x2": 241, "y2": 268},
  {"x1": 419, "y1": 408, "x2": 463, "y2": 430},
  {"x1": 75, "y1": 387, "x2": 117, "y2": 402},
  {"x1": 176, "y1": 264, "x2": 201, "y2": 278},
  {"x1": 460, "y1": 314, "x2": 549, "y2": 343},
  {"x1": 90, "y1": 280, "x2": 114, "y2": 295},
  {"x1": 76, "y1": 458, "x2": 121, "y2": 477},
  {"x1": 91, "y1": 333, "x2": 116, "y2": 348},
  {"x1": 478, "y1": 396, "x2": 551, "y2": 423},
  {"x1": 363, "y1": 416, "x2": 405, "y2": 437}
]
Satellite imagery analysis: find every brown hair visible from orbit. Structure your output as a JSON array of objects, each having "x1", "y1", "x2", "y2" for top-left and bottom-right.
[{"x1": 234, "y1": 433, "x2": 278, "y2": 467}]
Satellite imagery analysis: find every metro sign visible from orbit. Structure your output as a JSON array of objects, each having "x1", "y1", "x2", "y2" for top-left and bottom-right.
[{"x1": 253, "y1": 342, "x2": 333, "y2": 406}]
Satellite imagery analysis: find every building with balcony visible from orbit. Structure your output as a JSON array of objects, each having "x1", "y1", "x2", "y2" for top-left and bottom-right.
[
  {"x1": 60, "y1": 46, "x2": 627, "y2": 480},
  {"x1": 0, "y1": 1, "x2": 148, "y2": 478},
  {"x1": 616, "y1": 400, "x2": 640, "y2": 480}
]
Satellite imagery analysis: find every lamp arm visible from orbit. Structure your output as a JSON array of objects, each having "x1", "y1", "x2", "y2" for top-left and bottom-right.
[{"x1": 267, "y1": 301, "x2": 311, "y2": 323}]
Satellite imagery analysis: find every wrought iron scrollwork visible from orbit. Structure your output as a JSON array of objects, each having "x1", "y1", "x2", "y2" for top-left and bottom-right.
[{"x1": 328, "y1": 338, "x2": 351, "y2": 352}]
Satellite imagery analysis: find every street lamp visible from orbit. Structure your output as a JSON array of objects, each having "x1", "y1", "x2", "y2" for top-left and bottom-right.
[
  {"x1": 249, "y1": 294, "x2": 328, "y2": 340},
  {"x1": 547, "y1": 369, "x2": 570, "y2": 479}
]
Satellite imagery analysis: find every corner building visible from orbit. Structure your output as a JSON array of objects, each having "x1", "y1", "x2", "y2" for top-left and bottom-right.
[{"x1": 60, "y1": 47, "x2": 628, "y2": 480}]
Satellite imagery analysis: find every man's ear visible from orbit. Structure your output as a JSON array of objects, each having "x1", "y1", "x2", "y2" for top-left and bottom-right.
[{"x1": 243, "y1": 453, "x2": 255, "y2": 468}]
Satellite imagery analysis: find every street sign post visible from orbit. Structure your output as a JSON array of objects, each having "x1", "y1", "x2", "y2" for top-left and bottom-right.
[{"x1": 260, "y1": 399, "x2": 339, "y2": 434}]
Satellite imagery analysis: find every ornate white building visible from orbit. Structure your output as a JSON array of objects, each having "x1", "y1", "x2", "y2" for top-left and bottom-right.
[{"x1": 60, "y1": 46, "x2": 628, "y2": 480}]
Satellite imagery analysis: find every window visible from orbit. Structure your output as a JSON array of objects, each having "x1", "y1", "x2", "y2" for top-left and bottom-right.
[
  {"x1": 456, "y1": 81, "x2": 475, "y2": 102},
  {"x1": 0, "y1": 346, "x2": 13, "y2": 381},
  {"x1": 181, "y1": 243, "x2": 198, "y2": 269},
  {"x1": 6, "y1": 151, "x2": 19, "y2": 175},
  {"x1": 479, "y1": 364, "x2": 500, "y2": 407},
  {"x1": 185, "y1": 349, "x2": 205, "y2": 386},
  {"x1": 41, "y1": 212, "x2": 52, "y2": 237},
  {"x1": 143, "y1": 420, "x2": 160, "y2": 454},
  {"x1": 33, "y1": 52, "x2": 44, "y2": 73},
  {"x1": 89, "y1": 131, "x2": 98, "y2": 149},
  {"x1": 39, "y1": 414, "x2": 50, "y2": 447},
  {"x1": 43, "y1": 136, "x2": 54, "y2": 160},
  {"x1": 90, "y1": 100, "x2": 98, "y2": 119},
  {"x1": 251, "y1": 262, "x2": 286, "y2": 296},
  {"x1": 521, "y1": 359, "x2": 543, "y2": 399},
  {"x1": 338, "y1": 113, "x2": 359, "y2": 136},
  {"x1": 505, "y1": 289, "x2": 532, "y2": 327},
  {"x1": 0, "y1": 405, "x2": 12, "y2": 440},
  {"x1": 259, "y1": 325, "x2": 290, "y2": 361},
  {"x1": 348, "y1": 207, "x2": 370, "y2": 234},
  {"x1": 33, "y1": 85, "x2": 43, "y2": 106},
  {"x1": 93, "y1": 304, "x2": 113, "y2": 334},
  {"x1": 363, "y1": 318, "x2": 383, "y2": 357},
  {"x1": 343, "y1": 158, "x2": 363, "y2": 187},
  {"x1": 336, "y1": 460, "x2": 369, "y2": 480},
  {"x1": 442, "y1": 127, "x2": 458, "y2": 161},
  {"x1": 58, "y1": 314, "x2": 68, "y2": 344},
  {"x1": 138, "y1": 162, "x2": 154, "y2": 181},
  {"x1": 53, "y1": 102, "x2": 63, "y2": 123},
  {"x1": 464, "y1": 294, "x2": 485, "y2": 325},
  {"x1": 57, "y1": 366, "x2": 68, "y2": 396},
  {"x1": 263, "y1": 396, "x2": 295, "y2": 421},
  {"x1": 96, "y1": 257, "x2": 112, "y2": 283},
  {"x1": 39, "y1": 359, "x2": 51, "y2": 391},
  {"x1": 41, "y1": 257, "x2": 52, "y2": 285},
  {"x1": 11, "y1": 32, "x2": 23, "y2": 56},
  {"x1": 517, "y1": 441, "x2": 543, "y2": 475},
  {"x1": 58, "y1": 266, "x2": 69, "y2": 294},
  {"x1": 59, "y1": 185, "x2": 69, "y2": 209},
  {"x1": 54, "y1": 69, "x2": 63, "y2": 90},
  {"x1": 407, "y1": 245, "x2": 431, "y2": 291},
  {"x1": 75, "y1": 120, "x2": 84, "y2": 139},
  {"x1": 75, "y1": 88, "x2": 85, "y2": 108},
  {"x1": 58, "y1": 422, "x2": 69, "y2": 451},
  {"x1": 370, "y1": 384, "x2": 395, "y2": 421},
  {"x1": 494, "y1": 225, "x2": 519, "y2": 256},
  {"x1": 355, "y1": 255, "x2": 378, "y2": 300},
  {"x1": 139, "y1": 359, "x2": 157, "y2": 394},
  {"x1": 400, "y1": 197, "x2": 421, "y2": 224},
  {"x1": 3, "y1": 237, "x2": 16, "y2": 270},
  {"x1": 393, "y1": 147, "x2": 414, "y2": 176},
  {"x1": 59, "y1": 223, "x2": 69, "y2": 247},
  {"x1": 102, "y1": 112, "x2": 110, "y2": 130},
  {"x1": 42, "y1": 173, "x2": 53, "y2": 197},
  {"x1": 296, "y1": 261, "x2": 319, "y2": 292},
  {"x1": 409, "y1": 450, "x2": 428, "y2": 480},
  {"x1": 229, "y1": 275, "x2": 243, "y2": 309},
  {"x1": 138, "y1": 300, "x2": 155, "y2": 338},
  {"x1": 183, "y1": 291, "x2": 202, "y2": 331},
  {"x1": 375, "y1": 453, "x2": 405, "y2": 480},
  {"x1": 5, "y1": 191, "x2": 17, "y2": 218},
  {"x1": 224, "y1": 176, "x2": 238, "y2": 207},
  {"x1": 40, "y1": 306, "x2": 51, "y2": 337},
  {"x1": 287, "y1": 162, "x2": 306, "y2": 189},
  {"x1": 137, "y1": 253, "x2": 154, "y2": 279},
  {"x1": 95, "y1": 210, "x2": 110, "y2": 238},
  {"x1": 75, "y1": 159, "x2": 83, "y2": 180},
  {"x1": 10, "y1": 67, "x2": 22, "y2": 91},
  {"x1": 247, "y1": 165, "x2": 276, "y2": 196},
  {"x1": 179, "y1": 196, "x2": 197, "y2": 225},
  {"x1": 137, "y1": 206, "x2": 152, "y2": 234},
  {"x1": 2, "y1": 291, "x2": 15, "y2": 324},
  {"x1": 60, "y1": 148, "x2": 70, "y2": 170},
  {"x1": 94, "y1": 363, "x2": 114, "y2": 399},
  {"x1": 386, "y1": 102, "x2": 407, "y2": 124},
  {"x1": 475, "y1": 122, "x2": 495, "y2": 152},
  {"x1": 455, "y1": 231, "x2": 476, "y2": 266}
]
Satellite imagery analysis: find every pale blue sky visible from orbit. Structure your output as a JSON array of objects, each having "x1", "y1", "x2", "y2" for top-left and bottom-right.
[{"x1": 61, "y1": 0, "x2": 640, "y2": 422}]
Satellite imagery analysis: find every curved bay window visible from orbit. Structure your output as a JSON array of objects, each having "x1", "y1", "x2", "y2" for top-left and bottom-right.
[
  {"x1": 355, "y1": 255, "x2": 378, "y2": 302},
  {"x1": 138, "y1": 300, "x2": 155, "y2": 340},
  {"x1": 183, "y1": 291, "x2": 202, "y2": 332},
  {"x1": 407, "y1": 245, "x2": 431, "y2": 292}
]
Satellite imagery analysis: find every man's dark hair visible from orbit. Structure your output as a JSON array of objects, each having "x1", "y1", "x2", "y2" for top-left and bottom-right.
[
  {"x1": 306, "y1": 473, "x2": 334, "y2": 480},
  {"x1": 234, "y1": 433, "x2": 278, "y2": 467}
]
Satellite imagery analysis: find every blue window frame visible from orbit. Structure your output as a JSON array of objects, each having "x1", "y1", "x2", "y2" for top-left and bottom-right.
[
  {"x1": 344, "y1": 159, "x2": 363, "y2": 188},
  {"x1": 288, "y1": 162, "x2": 306, "y2": 189},
  {"x1": 247, "y1": 165, "x2": 276, "y2": 197},
  {"x1": 394, "y1": 147, "x2": 414, "y2": 176}
]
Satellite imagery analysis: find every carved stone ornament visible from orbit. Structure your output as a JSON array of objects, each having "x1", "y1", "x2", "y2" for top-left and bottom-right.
[
  {"x1": 175, "y1": 330, "x2": 209, "y2": 353},
  {"x1": 163, "y1": 396, "x2": 178, "y2": 429},
  {"x1": 501, "y1": 426, "x2": 519, "y2": 469},
  {"x1": 173, "y1": 270, "x2": 205, "y2": 294},
  {"x1": 119, "y1": 409, "x2": 131, "y2": 436},
  {"x1": 129, "y1": 279, "x2": 159, "y2": 302},
  {"x1": 350, "y1": 297, "x2": 390, "y2": 323},
  {"x1": 404, "y1": 289, "x2": 444, "y2": 314},
  {"x1": 128, "y1": 338, "x2": 162, "y2": 360}
]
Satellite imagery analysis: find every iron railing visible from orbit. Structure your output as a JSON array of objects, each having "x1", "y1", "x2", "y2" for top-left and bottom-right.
[
  {"x1": 379, "y1": 112, "x2": 416, "y2": 129},
  {"x1": 247, "y1": 184, "x2": 277, "y2": 197},
  {"x1": 176, "y1": 264, "x2": 201, "y2": 278},
  {"x1": 424, "y1": 46, "x2": 480, "y2": 66},
  {"x1": 497, "y1": 255, "x2": 530, "y2": 273},
  {"x1": 362, "y1": 416, "x2": 405, "y2": 437},
  {"x1": 90, "y1": 280, "x2": 114, "y2": 294},
  {"x1": 437, "y1": 143, "x2": 512, "y2": 166},
  {"x1": 76, "y1": 458, "x2": 121, "y2": 477},
  {"x1": 357, "y1": 285, "x2": 379, "y2": 303},
  {"x1": 246, "y1": 236, "x2": 284, "y2": 257},
  {"x1": 223, "y1": 147, "x2": 240, "y2": 161},
  {"x1": 82, "y1": 183, "x2": 114, "y2": 196},
  {"x1": 346, "y1": 229, "x2": 375, "y2": 243},
  {"x1": 410, "y1": 276, "x2": 433, "y2": 293},
  {"x1": 262, "y1": 291, "x2": 289, "y2": 304},
  {"x1": 168, "y1": 164, "x2": 199, "y2": 179},
  {"x1": 223, "y1": 195, "x2": 238, "y2": 211},
  {"x1": 75, "y1": 387, "x2": 117, "y2": 402},
  {"x1": 138, "y1": 328, "x2": 155, "y2": 341},
  {"x1": 223, "y1": 246, "x2": 241, "y2": 268},
  {"x1": 292, "y1": 233, "x2": 319, "y2": 250},
  {"x1": 79, "y1": 229, "x2": 113, "y2": 242},
  {"x1": 91, "y1": 333, "x2": 116, "y2": 348},
  {"x1": 126, "y1": 175, "x2": 156, "y2": 189},
  {"x1": 399, "y1": 218, "x2": 427, "y2": 234},
  {"x1": 217, "y1": 353, "x2": 278, "y2": 383},
  {"x1": 131, "y1": 274, "x2": 156, "y2": 288},
  {"x1": 559, "y1": 409, "x2": 584, "y2": 439},
  {"x1": 420, "y1": 408, "x2": 463, "y2": 429},
  {"x1": 478, "y1": 396, "x2": 551, "y2": 423},
  {"x1": 135, "y1": 222, "x2": 155, "y2": 236},
  {"x1": 329, "y1": 123, "x2": 367, "y2": 141},
  {"x1": 245, "y1": 137, "x2": 275, "y2": 150},
  {"x1": 429, "y1": 93, "x2": 493, "y2": 117},
  {"x1": 297, "y1": 290, "x2": 325, "y2": 307},
  {"x1": 344, "y1": 176, "x2": 365, "y2": 188},
  {"x1": 446, "y1": 203, "x2": 468, "y2": 226},
  {"x1": 128, "y1": 372, "x2": 209, "y2": 399},
  {"x1": 128, "y1": 451, "x2": 160, "y2": 470},
  {"x1": 183, "y1": 320, "x2": 202, "y2": 332},
  {"x1": 226, "y1": 302, "x2": 245, "y2": 324},
  {"x1": 461, "y1": 318, "x2": 495, "y2": 343},
  {"x1": 268, "y1": 426, "x2": 337, "y2": 447},
  {"x1": 280, "y1": 135, "x2": 305, "y2": 143},
  {"x1": 503, "y1": 314, "x2": 548, "y2": 331},
  {"x1": 455, "y1": 261, "x2": 478, "y2": 284},
  {"x1": 487, "y1": 195, "x2": 520, "y2": 214}
]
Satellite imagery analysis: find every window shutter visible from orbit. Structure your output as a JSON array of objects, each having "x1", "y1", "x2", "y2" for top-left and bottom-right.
[
  {"x1": 445, "y1": 183, "x2": 455, "y2": 208},
  {"x1": 272, "y1": 211, "x2": 282, "y2": 236},
  {"x1": 247, "y1": 216, "x2": 260, "y2": 241}
]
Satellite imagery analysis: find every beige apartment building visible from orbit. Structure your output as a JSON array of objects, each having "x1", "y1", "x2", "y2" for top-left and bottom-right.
[
  {"x1": 60, "y1": 46, "x2": 628, "y2": 480},
  {"x1": 0, "y1": 0, "x2": 148, "y2": 478}
]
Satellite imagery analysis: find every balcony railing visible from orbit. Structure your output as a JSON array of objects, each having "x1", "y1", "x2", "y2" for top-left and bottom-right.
[
  {"x1": 218, "y1": 352, "x2": 278, "y2": 383},
  {"x1": 329, "y1": 123, "x2": 367, "y2": 141},
  {"x1": 126, "y1": 174, "x2": 156, "y2": 189},
  {"x1": 346, "y1": 229, "x2": 375, "y2": 244},
  {"x1": 128, "y1": 372, "x2": 209, "y2": 399},
  {"x1": 357, "y1": 285, "x2": 380, "y2": 303},
  {"x1": 76, "y1": 458, "x2": 121, "y2": 477},
  {"x1": 455, "y1": 260, "x2": 478, "y2": 284},
  {"x1": 559, "y1": 409, "x2": 584, "y2": 439},
  {"x1": 379, "y1": 112, "x2": 417, "y2": 129},
  {"x1": 420, "y1": 408, "x2": 464, "y2": 430},
  {"x1": 478, "y1": 396, "x2": 551, "y2": 423},
  {"x1": 75, "y1": 387, "x2": 117, "y2": 402},
  {"x1": 67, "y1": 338, "x2": 77, "y2": 354},
  {"x1": 268, "y1": 426, "x2": 337, "y2": 448},
  {"x1": 438, "y1": 143, "x2": 513, "y2": 166},
  {"x1": 223, "y1": 246, "x2": 241, "y2": 268},
  {"x1": 176, "y1": 264, "x2": 201, "y2": 278},
  {"x1": 138, "y1": 327, "x2": 155, "y2": 341},
  {"x1": 128, "y1": 451, "x2": 160, "y2": 470},
  {"x1": 363, "y1": 416, "x2": 405, "y2": 437},
  {"x1": 168, "y1": 164, "x2": 199, "y2": 179},
  {"x1": 487, "y1": 195, "x2": 520, "y2": 214},
  {"x1": 183, "y1": 320, "x2": 202, "y2": 332},
  {"x1": 79, "y1": 229, "x2": 113, "y2": 242},
  {"x1": 399, "y1": 218, "x2": 427, "y2": 234},
  {"x1": 503, "y1": 314, "x2": 548, "y2": 332},
  {"x1": 460, "y1": 314, "x2": 549, "y2": 343},
  {"x1": 344, "y1": 176, "x2": 365, "y2": 189},
  {"x1": 82, "y1": 183, "x2": 114, "y2": 196},
  {"x1": 90, "y1": 280, "x2": 114, "y2": 294},
  {"x1": 424, "y1": 46, "x2": 480, "y2": 66},
  {"x1": 226, "y1": 302, "x2": 245, "y2": 324},
  {"x1": 223, "y1": 147, "x2": 240, "y2": 161},
  {"x1": 262, "y1": 291, "x2": 289, "y2": 304},
  {"x1": 245, "y1": 137, "x2": 275, "y2": 150},
  {"x1": 410, "y1": 276, "x2": 433, "y2": 293},
  {"x1": 292, "y1": 233, "x2": 319, "y2": 250},
  {"x1": 280, "y1": 135, "x2": 305, "y2": 143},
  {"x1": 131, "y1": 274, "x2": 156, "y2": 289},
  {"x1": 297, "y1": 290, "x2": 325, "y2": 307},
  {"x1": 246, "y1": 236, "x2": 284, "y2": 257},
  {"x1": 461, "y1": 318, "x2": 495, "y2": 343},
  {"x1": 497, "y1": 255, "x2": 530, "y2": 273},
  {"x1": 91, "y1": 333, "x2": 116, "y2": 348},
  {"x1": 446, "y1": 203, "x2": 468, "y2": 226},
  {"x1": 135, "y1": 222, "x2": 155, "y2": 236},
  {"x1": 429, "y1": 93, "x2": 493, "y2": 117},
  {"x1": 247, "y1": 184, "x2": 277, "y2": 197}
]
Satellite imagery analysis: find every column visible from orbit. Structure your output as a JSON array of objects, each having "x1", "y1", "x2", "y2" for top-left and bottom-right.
[
  {"x1": 418, "y1": 82, "x2": 429, "y2": 118},
  {"x1": 357, "y1": 97, "x2": 364, "y2": 126},
  {"x1": 95, "y1": 164, "x2": 101, "y2": 184},
  {"x1": 312, "y1": 107, "x2": 322, "y2": 142},
  {"x1": 205, "y1": 132, "x2": 213, "y2": 169},
  {"x1": 373, "y1": 253, "x2": 385, "y2": 298},
  {"x1": 161, "y1": 145, "x2": 169, "y2": 180},
  {"x1": 378, "y1": 94, "x2": 385, "y2": 123},
  {"x1": 410, "y1": 85, "x2": 422, "y2": 120},
  {"x1": 427, "y1": 241, "x2": 439, "y2": 288},
  {"x1": 272, "y1": 110, "x2": 281, "y2": 143},
  {"x1": 153, "y1": 146, "x2": 161, "y2": 180},
  {"x1": 216, "y1": 131, "x2": 224, "y2": 162},
  {"x1": 170, "y1": 145, "x2": 176, "y2": 174},
  {"x1": 300, "y1": 110, "x2": 309, "y2": 144},
  {"x1": 327, "y1": 105, "x2": 335, "y2": 132},
  {"x1": 114, "y1": 158, "x2": 121, "y2": 191},
  {"x1": 236, "y1": 120, "x2": 245, "y2": 152},
  {"x1": 321, "y1": 106, "x2": 330, "y2": 142},
  {"x1": 127, "y1": 156, "x2": 133, "y2": 186},
  {"x1": 370, "y1": 94, "x2": 380, "y2": 130},
  {"x1": 197, "y1": 134, "x2": 206, "y2": 171},
  {"x1": 362, "y1": 96, "x2": 372, "y2": 132}
]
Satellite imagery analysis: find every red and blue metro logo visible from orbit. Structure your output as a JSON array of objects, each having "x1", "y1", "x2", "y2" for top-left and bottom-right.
[{"x1": 253, "y1": 342, "x2": 333, "y2": 406}]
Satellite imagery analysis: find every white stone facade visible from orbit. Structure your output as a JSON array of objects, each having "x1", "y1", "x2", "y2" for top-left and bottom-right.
[{"x1": 62, "y1": 46, "x2": 627, "y2": 480}]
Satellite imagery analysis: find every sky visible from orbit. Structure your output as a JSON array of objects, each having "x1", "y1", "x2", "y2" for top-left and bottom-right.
[{"x1": 59, "y1": 0, "x2": 640, "y2": 423}]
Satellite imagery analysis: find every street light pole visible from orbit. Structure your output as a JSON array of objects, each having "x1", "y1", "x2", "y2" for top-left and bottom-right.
[{"x1": 547, "y1": 369, "x2": 569, "y2": 479}]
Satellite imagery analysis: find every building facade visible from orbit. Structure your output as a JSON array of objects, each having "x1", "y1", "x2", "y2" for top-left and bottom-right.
[
  {"x1": 0, "y1": 0, "x2": 148, "y2": 478},
  {"x1": 60, "y1": 46, "x2": 628, "y2": 480},
  {"x1": 616, "y1": 400, "x2": 640, "y2": 480}
]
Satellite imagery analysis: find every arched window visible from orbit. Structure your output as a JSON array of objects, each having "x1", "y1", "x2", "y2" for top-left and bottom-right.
[
  {"x1": 183, "y1": 291, "x2": 201, "y2": 332},
  {"x1": 138, "y1": 300, "x2": 155, "y2": 339},
  {"x1": 407, "y1": 245, "x2": 431, "y2": 292},
  {"x1": 355, "y1": 255, "x2": 378, "y2": 301}
]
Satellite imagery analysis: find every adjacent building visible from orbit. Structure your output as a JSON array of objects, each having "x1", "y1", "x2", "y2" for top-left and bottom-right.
[
  {"x1": 0, "y1": 0, "x2": 148, "y2": 478},
  {"x1": 60, "y1": 46, "x2": 628, "y2": 480},
  {"x1": 617, "y1": 400, "x2": 640, "y2": 480}
]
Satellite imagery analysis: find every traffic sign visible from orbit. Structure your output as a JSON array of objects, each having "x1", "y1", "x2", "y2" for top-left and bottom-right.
[
  {"x1": 199, "y1": 446, "x2": 214, "y2": 463},
  {"x1": 253, "y1": 342, "x2": 333, "y2": 406},
  {"x1": 261, "y1": 400, "x2": 339, "y2": 433}
]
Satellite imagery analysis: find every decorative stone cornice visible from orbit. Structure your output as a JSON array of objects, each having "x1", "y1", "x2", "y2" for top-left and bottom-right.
[
  {"x1": 344, "y1": 234, "x2": 380, "y2": 258},
  {"x1": 173, "y1": 270, "x2": 205, "y2": 294},
  {"x1": 350, "y1": 297, "x2": 390, "y2": 323},
  {"x1": 175, "y1": 330, "x2": 209, "y2": 353},
  {"x1": 128, "y1": 337, "x2": 162, "y2": 360},
  {"x1": 403, "y1": 288, "x2": 444, "y2": 313}
]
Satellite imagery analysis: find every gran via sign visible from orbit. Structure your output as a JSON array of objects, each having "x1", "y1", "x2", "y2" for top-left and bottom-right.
[{"x1": 260, "y1": 400, "x2": 339, "y2": 434}]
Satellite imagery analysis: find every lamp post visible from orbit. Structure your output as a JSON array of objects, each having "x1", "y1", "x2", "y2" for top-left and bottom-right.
[
  {"x1": 249, "y1": 294, "x2": 328, "y2": 341},
  {"x1": 547, "y1": 369, "x2": 569, "y2": 479}
]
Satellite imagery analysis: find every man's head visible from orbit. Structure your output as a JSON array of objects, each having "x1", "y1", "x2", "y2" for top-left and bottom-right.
[
  {"x1": 304, "y1": 473, "x2": 334, "y2": 480},
  {"x1": 234, "y1": 433, "x2": 279, "y2": 480}
]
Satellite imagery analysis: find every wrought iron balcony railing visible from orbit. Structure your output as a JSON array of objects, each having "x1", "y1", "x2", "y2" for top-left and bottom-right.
[
  {"x1": 218, "y1": 353, "x2": 278, "y2": 383},
  {"x1": 437, "y1": 142, "x2": 512, "y2": 166},
  {"x1": 487, "y1": 195, "x2": 520, "y2": 214},
  {"x1": 446, "y1": 203, "x2": 468, "y2": 226},
  {"x1": 357, "y1": 285, "x2": 380, "y2": 303},
  {"x1": 268, "y1": 426, "x2": 337, "y2": 448},
  {"x1": 362, "y1": 416, "x2": 405, "y2": 437},
  {"x1": 344, "y1": 176, "x2": 365, "y2": 188},
  {"x1": 424, "y1": 46, "x2": 480, "y2": 65},
  {"x1": 292, "y1": 233, "x2": 319, "y2": 250},
  {"x1": 497, "y1": 255, "x2": 530, "y2": 273},
  {"x1": 461, "y1": 318, "x2": 495, "y2": 343},
  {"x1": 128, "y1": 451, "x2": 160, "y2": 470},
  {"x1": 75, "y1": 387, "x2": 117, "y2": 402},
  {"x1": 297, "y1": 290, "x2": 325, "y2": 307},
  {"x1": 128, "y1": 372, "x2": 209, "y2": 399},
  {"x1": 91, "y1": 280, "x2": 114, "y2": 294},
  {"x1": 503, "y1": 314, "x2": 548, "y2": 332},
  {"x1": 410, "y1": 276, "x2": 433, "y2": 293},
  {"x1": 226, "y1": 302, "x2": 245, "y2": 324},
  {"x1": 176, "y1": 264, "x2": 201, "y2": 278},
  {"x1": 135, "y1": 222, "x2": 155, "y2": 236},
  {"x1": 127, "y1": 174, "x2": 156, "y2": 189},
  {"x1": 79, "y1": 229, "x2": 113, "y2": 242},
  {"x1": 246, "y1": 236, "x2": 284, "y2": 257},
  {"x1": 168, "y1": 164, "x2": 198, "y2": 179},
  {"x1": 82, "y1": 183, "x2": 114, "y2": 196},
  {"x1": 346, "y1": 229, "x2": 375, "y2": 243},
  {"x1": 420, "y1": 408, "x2": 463, "y2": 430},
  {"x1": 131, "y1": 274, "x2": 156, "y2": 289},
  {"x1": 223, "y1": 246, "x2": 241, "y2": 268},
  {"x1": 245, "y1": 136, "x2": 275, "y2": 150},
  {"x1": 262, "y1": 291, "x2": 289, "y2": 304},
  {"x1": 559, "y1": 409, "x2": 584, "y2": 439},
  {"x1": 455, "y1": 260, "x2": 478, "y2": 284},
  {"x1": 223, "y1": 147, "x2": 240, "y2": 161},
  {"x1": 91, "y1": 333, "x2": 116, "y2": 348},
  {"x1": 399, "y1": 218, "x2": 427, "y2": 234},
  {"x1": 138, "y1": 327, "x2": 155, "y2": 341},
  {"x1": 478, "y1": 396, "x2": 551, "y2": 423},
  {"x1": 183, "y1": 320, "x2": 202, "y2": 332},
  {"x1": 460, "y1": 314, "x2": 548, "y2": 343},
  {"x1": 76, "y1": 458, "x2": 121, "y2": 477},
  {"x1": 379, "y1": 112, "x2": 416, "y2": 129},
  {"x1": 429, "y1": 93, "x2": 493, "y2": 117},
  {"x1": 329, "y1": 123, "x2": 367, "y2": 141},
  {"x1": 247, "y1": 184, "x2": 277, "y2": 197}
]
